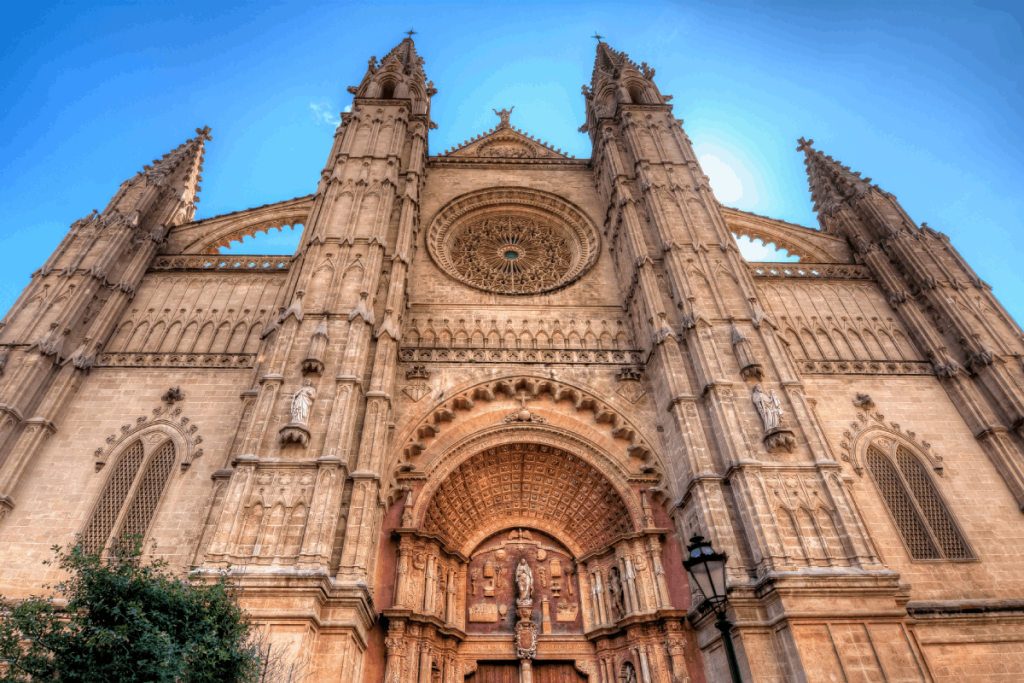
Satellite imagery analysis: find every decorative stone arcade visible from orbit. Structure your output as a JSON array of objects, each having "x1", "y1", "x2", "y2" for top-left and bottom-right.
[{"x1": 379, "y1": 440, "x2": 698, "y2": 683}]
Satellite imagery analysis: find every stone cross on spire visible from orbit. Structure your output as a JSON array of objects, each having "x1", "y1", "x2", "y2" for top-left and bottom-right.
[
  {"x1": 796, "y1": 137, "x2": 815, "y2": 152},
  {"x1": 493, "y1": 106, "x2": 514, "y2": 129}
]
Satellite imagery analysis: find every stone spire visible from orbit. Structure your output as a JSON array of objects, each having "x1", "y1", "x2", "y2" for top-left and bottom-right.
[
  {"x1": 346, "y1": 35, "x2": 435, "y2": 117},
  {"x1": 380, "y1": 36, "x2": 427, "y2": 80},
  {"x1": 590, "y1": 39, "x2": 639, "y2": 90},
  {"x1": 350, "y1": 36, "x2": 432, "y2": 93},
  {"x1": 796, "y1": 137, "x2": 876, "y2": 222},
  {"x1": 121, "y1": 126, "x2": 211, "y2": 224},
  {"x1": 581, "y1": 38, "x2": 665, "y2": 135}
]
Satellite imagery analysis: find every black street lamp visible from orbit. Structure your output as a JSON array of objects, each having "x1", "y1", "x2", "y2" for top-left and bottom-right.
[{"x1": 682, "y1": 535, "x2": 743, "y2": 683}]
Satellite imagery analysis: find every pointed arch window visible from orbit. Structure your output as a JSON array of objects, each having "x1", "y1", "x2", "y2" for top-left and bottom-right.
[
  {"x1": 80, "y1": 438, "x2": 176, "y2": 554},
  {"x1": 866, "y1": 442, "x2": 973, "y2": 561}
]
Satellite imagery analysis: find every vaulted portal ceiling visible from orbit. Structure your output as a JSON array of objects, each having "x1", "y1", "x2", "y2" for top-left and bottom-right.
[{"x1": 421, "y1": 443, "x2": 633, "y2": 556}]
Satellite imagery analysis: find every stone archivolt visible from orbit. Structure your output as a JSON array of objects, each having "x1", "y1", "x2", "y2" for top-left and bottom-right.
[
  {"x1": 840, "y1": 406, "x2": 945, "y2": 477},
  {"x1": 421, "y1": 443, "x2": 632, "y2": 556},
  {"x1": 92, "y1": 394, "x2": 204, "y2": 472},
  {"x1": 426, "y1": 187, "x2": 600, "y2": 296},
  {"x1": 394, "y1": 375, "x2": 658, "y2": 471}
]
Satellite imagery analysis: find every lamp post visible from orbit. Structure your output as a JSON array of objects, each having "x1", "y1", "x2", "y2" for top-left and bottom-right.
[{"x1": 682, "y1": 535, "x2": 743, "y2": 683}]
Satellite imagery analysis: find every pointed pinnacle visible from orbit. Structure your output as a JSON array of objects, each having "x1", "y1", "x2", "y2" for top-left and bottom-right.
[{"x1": 797, "y1": 138, "x2": 875, "y2": 217}]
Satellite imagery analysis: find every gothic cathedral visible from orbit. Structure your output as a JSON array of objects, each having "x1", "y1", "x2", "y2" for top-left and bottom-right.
[{"x1": 1, "y1": 36, "x2": 1023, "y2": 683}]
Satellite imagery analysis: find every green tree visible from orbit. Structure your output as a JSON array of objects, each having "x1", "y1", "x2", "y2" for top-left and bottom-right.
[{"x1": 0, "y1": 539, "x2": 261, "y2": 683}]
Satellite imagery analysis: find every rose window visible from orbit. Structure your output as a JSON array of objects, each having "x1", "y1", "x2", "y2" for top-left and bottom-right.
[
  {"x1": 445, "y1": 214, "x2": 581, "y2": 294},
  {"x1": 427, "y1": 188, "x2": 600, "y2": 296}
]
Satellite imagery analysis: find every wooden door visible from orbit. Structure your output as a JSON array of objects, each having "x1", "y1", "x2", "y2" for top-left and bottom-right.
[
  {"x1": 533, "y1": 661, "x2": 587, "y2": 683},
  {"x1": 469, "y1": 661, "x2": 519, "y2": 683},
  {"x1": 467, "y1": 661, "x2": 586, "y2": 683}
]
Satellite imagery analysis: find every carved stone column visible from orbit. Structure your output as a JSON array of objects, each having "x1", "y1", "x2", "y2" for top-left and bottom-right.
[
  {"x1": 624, "y1": 555, "x2": 644, "y2": 612},
  {"x1": 394, "y1": 544, "x2": 411, "y2": 608},
  {"x1": 445, "y1": 569, "x2": 457, "y2": 624},
  {"x1": 418, "y1": 642, "x2": 432, "y2": 683},
  {"x1": 423, "y1": 553, "x2": 436, "y2": 613},
  {"x1": 647, "y1": 539, "x2": 671, "y2": 609},
  {"x1": 591, "y1": 569, "x2": 608, "y2": 625},
  {"x1": 383, "y1": 622, "x2": 406, "y2": 683},
  {"x1": 638, "y1": 645, "x2": 654, "y2": 683},
  {"x1": 618, "y1": 555, "x2": 638, "y2": 616}
]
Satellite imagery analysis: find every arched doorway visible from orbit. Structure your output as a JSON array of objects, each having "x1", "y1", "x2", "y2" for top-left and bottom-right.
[{"x1": 378, "y1": 441, "x2": 699, "y2": 683}]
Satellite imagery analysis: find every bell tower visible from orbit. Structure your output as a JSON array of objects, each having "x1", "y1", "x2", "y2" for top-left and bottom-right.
[
  {"x1": 583, "y1": 39, "x2": 899, "y2": 678},
  {"x1": 195, "y1": 34, "x2": 435, "y2": 679}
]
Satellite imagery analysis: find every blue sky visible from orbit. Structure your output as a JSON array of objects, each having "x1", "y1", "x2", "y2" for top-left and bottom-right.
[{"x1": 1, "y1": 1, "x2": 1022, "y2": 320}]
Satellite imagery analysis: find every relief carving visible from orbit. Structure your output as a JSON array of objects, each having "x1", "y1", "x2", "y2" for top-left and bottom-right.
[{"x1": 465, "y1": 529, "x2": 582, "y2": 637}]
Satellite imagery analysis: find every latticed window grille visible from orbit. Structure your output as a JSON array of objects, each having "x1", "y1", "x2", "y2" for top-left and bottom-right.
[
  {"x1": 115, "y1": 441, "x2": 176, "y2": 545},
  {"x1": 80, "y1": 439, "x2": 176, "y2": 555},
  {"x1": 896, "y1": 447, "x2": 972, "y2": 559},
  {"x1": 80, "y1": 440, "x2": 145, "y2": 554},
  {"x1": 867, "y1": 445, "x2": 973, "y2": 561}
]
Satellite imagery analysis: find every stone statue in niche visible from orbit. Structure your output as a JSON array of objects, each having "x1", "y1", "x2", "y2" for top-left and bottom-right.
[
  {"x1": 516, "y1": 557, "x2": 534, "y2": 606},
  {"x1": 470, "y1": 567, "x2": 479, "y2": 595},
  {"x1": 751, "y1": 383, "x2": 782, "y2": 431},
  {"x1": 279, "y1": 378, "x2": 318, "y2": 446},
  {"x1": 608, "y1": 567, "x2": 625, "y2": 620},
  {"x1": 752, "y1": 383, "x2": 797, "y2": 452},
  {"x1": 290, "y1": 379, "x2": 317, "y2": 425},
  {"x1": 537, "y1": 565, "x2": 547, "y2": 588}
]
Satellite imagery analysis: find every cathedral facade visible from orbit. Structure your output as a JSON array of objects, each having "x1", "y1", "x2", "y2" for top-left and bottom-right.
[{"x1": 1, "y1": 35, "x2": 1023, "y2": 683}]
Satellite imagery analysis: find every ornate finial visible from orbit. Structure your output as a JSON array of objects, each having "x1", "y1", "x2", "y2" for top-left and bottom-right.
[
  {"x1": 405, "y1": 28, "x2": 417, "y2": 38},
  {"x1": 592, "y1": 33, "x2": 604, "y2": 41},
  {"x1": 195, "y1": 126, "x2": 212, "y2": 141},
  {"x1": 492, "y1": 106, "x2": 514, "y2": 129},
  {"x1": 796, "y1": 137, "x2": 815, "y2": 152}
]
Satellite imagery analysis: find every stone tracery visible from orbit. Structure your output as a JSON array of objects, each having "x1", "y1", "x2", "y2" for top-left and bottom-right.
[
  {"x1": 447, "y1": 213, "x2": 575, "y2": 294},
  {"x1": 426, "y1": 187, "x2": 600, "y2": 296}
]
